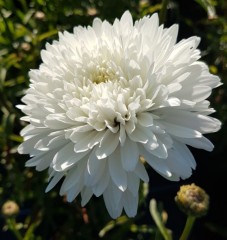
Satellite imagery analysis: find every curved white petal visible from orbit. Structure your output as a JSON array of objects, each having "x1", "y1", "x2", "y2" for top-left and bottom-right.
[
  {"x1": 122, "y1": 190, "x2": 138, "y2": 217},
  {"x1": 53, "y1": 143, "x2": 88, "y2": 171},
  {"x1": 121, "y1": 138, "x2": 140, "y2": 171},
  {"x1": 127, "y1": 172, "x2": 140, "y2": 196},
  {"x1": 81, "y1": 187, "x2": 93, "y2": 207},
  {"x1": 134, "y1": 161, "x2": 149, "y2": 183},
  {"x1": 96, "y1": 130, "x2": 119, "y2": 159},
  {"x1": 103, "y1": 181, "x2": 123, "y2": 219},
  {"x1": 84, "y1": 148, "x2": 106, "y2": 186},
  {"x1": 108, "y1": 147, "x2": 127, "y2": 191},
  {"x1": 92, "y1": 164, "x2": 110, "y2": 197},
  {"x1": 45, "y1": 172, "x2": 65, "y2": 193}
]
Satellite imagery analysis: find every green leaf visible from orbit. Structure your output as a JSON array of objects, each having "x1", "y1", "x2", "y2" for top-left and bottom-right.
[{"x1": 37, "y1": 29, "x2": 58, "y2": 42}]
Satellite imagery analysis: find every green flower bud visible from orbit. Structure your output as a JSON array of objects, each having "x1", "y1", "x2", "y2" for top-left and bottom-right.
[{"x1": 175, "y1": 183, "x2": 209, "y2": 218}]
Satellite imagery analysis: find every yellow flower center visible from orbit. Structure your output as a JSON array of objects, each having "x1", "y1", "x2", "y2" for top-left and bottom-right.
[{"x1": 93, "y1": 66, "x2": 112, "y2": 84}]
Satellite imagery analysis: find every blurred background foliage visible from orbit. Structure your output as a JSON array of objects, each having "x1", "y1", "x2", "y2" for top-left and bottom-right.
[{"x1": 0, "y1": 0, "x2": 226, "y2": 239}]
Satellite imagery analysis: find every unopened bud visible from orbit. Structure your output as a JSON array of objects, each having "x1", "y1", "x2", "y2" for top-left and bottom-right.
[
  {"x1": 1, "y1": 200, "x2": 20, "y2": 217},
  {"x1": 87, "y1": 8, "x2": 97, "y2": 16},
  {"x1": 21, "y1": 42, "x2": 31, "y2": 51},
  {"x1": 34, "y1": 11, "x2": 45, "y2": 20},
  {"x1": 175, "y1": 183, "x2": 209, "y2": 217}
]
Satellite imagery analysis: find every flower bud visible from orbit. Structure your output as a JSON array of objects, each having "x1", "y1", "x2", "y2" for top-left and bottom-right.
[
  {"x1": 175, "y1": 183, "x2": 209, "y2": 217},
  {"x1": 1, "y1": 200, "x2": 20, "y2": 217},
  {"x1": 21, "y1": 42, "x2": 31, "y2": 52},
  {"x1": 34, "y1": 11, "x2": 45, "y2": 20}
]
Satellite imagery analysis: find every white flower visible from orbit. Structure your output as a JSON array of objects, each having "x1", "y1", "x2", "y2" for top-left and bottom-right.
[{"x1": 18, "y1": 11, "x2": 221, "y2": 219}]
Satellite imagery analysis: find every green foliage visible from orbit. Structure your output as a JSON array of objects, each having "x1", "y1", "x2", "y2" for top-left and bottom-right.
[{"x1": 0, "y1": 0, "x2": 226, "y2": 239}]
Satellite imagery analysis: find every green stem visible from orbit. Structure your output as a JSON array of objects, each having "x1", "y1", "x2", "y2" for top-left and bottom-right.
[
  {"x1": 159, "y1": 0, "x2": 169, "y2": 24},
  {"x1": 6, "y1": 218, "x2": 23, "y2": 240},
  {"x1": 150, "y1": 199, "x2": 172, "y2": 240},
  {"x1": 180, "y1": 215, "x2": 196, "y2": 240}
]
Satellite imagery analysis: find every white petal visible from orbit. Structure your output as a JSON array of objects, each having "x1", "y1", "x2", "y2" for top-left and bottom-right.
[
  {"x1": 45, "y1": 172, "x2": 64, "y2": 192},
  {"x1": 122, "y1": 190, "x2": 138, "y2": 217},
  {"x1": 135, "y1": 161, "x2": 149, "y2": 182},
  {"x1": 163, "y1": 122, "x2": 202, "y2": 138},
  {"x1": 103, "y1": 182, "x2": 123, "y2": 219},
  {"x1": 53, "y1": 143, "x2": 88, "y2": 171},
  {"x1": 173, "y1": 141, "x2": 196, "y2": 169},
  {"x1": 60, "y1": 160, "x2": 86, "y2": 195},
  {"x1": 92, "y1": 17, "x2": 102, "y2": 36},
  {"x1": 145, "y1": 138, "x2": 168, "y2": 159},
  {"x1": 66, "y1": 181, "x2": 84, "y2": 202},
  {"x1": 120, "y1": 138, "x2": 139, "y2": 171},
  {"x1": 44, "y1": 114, "x2": 74, "y2": 129},
  {"x1": 18, "y1": 133, "x2": 46, "y2": 154},
  {"x1": 20, "y1": 124, "x2": 48, "y2": 137},
  {"x1": 157, "y1": 108, "x2": 221, "y2": 133},
  {"x1": 92, "y1": 165, "x2": 110, "y2": 197},
  {"x1": 35, "y1": 151, "x2": 56, "y2": 171},
  {"x1": 87, "y1": 147, "x2": 101, "y2": 175},
  {"x1": 125, "y1": 120, "x2": 136, "y2": 134},
  {"x1": 128, "y1": 125, "x2": 149, "y2": 143},
  {"x1": 127, "y1": 172, "x2": 140, "y2": 196},
  {"x1": 108, "y1": 147, "x2": 127, "y2": 191},
  {"x1": 166, "y1": 97, "x2": 181, "y2": 107},
  {"x1": 119, "y1": 125, "x2": 126, "y2": 146},
  {"x1": 144, "y1": 132, "x2": 159, "y2": 151},
  {"x1": 139, "y1": 145, "x2": 172, "y2": 178},
  {"x1": 88, "y1": 131, "x2": 105, "y2": 148},
  {"x1": 74, "y1": 131, "x2": 98, "y2": 153},
  {"x1": 164, "y1": 145, "x2": 194, "y2": 180},
  {"x1": 81, "y1": 187, "x2": 93, "y2": 206},
  {"x1": 137, "y1": 112, "x2": 154, "y2": 127},
  {"x1": 177, "y1": 136, "x2": 214, "y2": 151},
  {"x1": 191, "y1": 86, "x2": 212, "y2": 102},
  {"x1": 120, "y1": 10, "x2": 133, "y2": 29},
  {"x1": 34, "y1": 134, "x2": 65, "y2": 151},
  {"x1": 84, "y1": 148, "x2": 106, "y2": 186},
  {"x1": 96, "y1": 130, "x2": 119, "y2": 159},
  {"x1": 25, "y1": 150, "x2": 53, "y2": 170}
]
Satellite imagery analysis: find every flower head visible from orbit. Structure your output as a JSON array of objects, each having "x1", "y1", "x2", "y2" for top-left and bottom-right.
[
  {"x1": 175, "y1": 183, "x2": 209, "y2": 217},
  {"x1": 18, "y1": 11, "x2": 221, "y2": 218},
  {"x1": 1, "y1": 201, "x2": 20, "y2": 217}
]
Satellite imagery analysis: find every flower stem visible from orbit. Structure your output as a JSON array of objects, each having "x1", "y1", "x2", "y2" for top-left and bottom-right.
[
  {"x1": 150, "y1": 199, "x2": 172, "y2": 240},
  {"x1": 179, "y1": 215, "x2": 196, "y2": 240},
  {"x1": 159, "y1": 0, "x2": 169, "y2": 24},
  {"x1": 6, "y1": 218, "x2": 23, "y2": 240}
]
